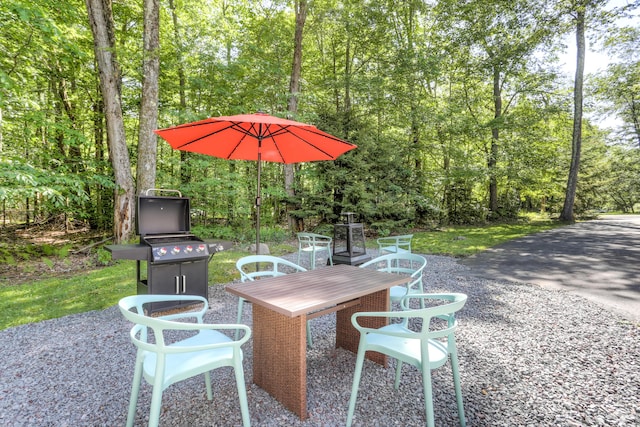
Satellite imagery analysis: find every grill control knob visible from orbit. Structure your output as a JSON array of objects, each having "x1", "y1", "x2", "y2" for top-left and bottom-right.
[
  {"x1": 171, "y1": 246, "x2": 181, "y2": 255},
  {"x1": 196, "y1": 244, "x2": 206, "y2": 253},
  {"x1": 185, "y1": 245, "x2": 193, "y2": 253},
  {"x1": 157, "y1": 247, "x2": 167, "y2": 257}
]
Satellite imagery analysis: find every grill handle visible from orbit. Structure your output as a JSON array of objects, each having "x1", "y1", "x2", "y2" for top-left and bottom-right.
[
  {"x1": 182, "y1": 275, "x2": 186, "y2": 293},
  {"x1": 175, "y1": 276, "x2": 180, "y2": 294},
  {"x1": 143, "y1": 188, "x2": 182, "y2": 198}
]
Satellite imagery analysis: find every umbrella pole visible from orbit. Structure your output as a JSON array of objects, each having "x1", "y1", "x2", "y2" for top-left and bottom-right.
[{"x1": 256, "y1": 139, "x2": 262, "y2": 256}]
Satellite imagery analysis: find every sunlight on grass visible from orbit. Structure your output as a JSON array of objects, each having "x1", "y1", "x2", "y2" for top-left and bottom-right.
[
  {"x1": 412, "y1": 221, "x2": 561, "y2": 256},
  {"x1": 0, "y1": 263, "x2": 137, "y2": 330}
]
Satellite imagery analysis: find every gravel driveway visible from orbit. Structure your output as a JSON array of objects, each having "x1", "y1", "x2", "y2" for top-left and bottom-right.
[{"x1": 0, "y1": 253, "x2": 638, "y2": 426}]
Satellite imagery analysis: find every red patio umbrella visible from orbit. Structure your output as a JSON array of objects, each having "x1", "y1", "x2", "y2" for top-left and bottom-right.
[{"x1": 154, "y1": 112, "x2": 357, "y2": 254}]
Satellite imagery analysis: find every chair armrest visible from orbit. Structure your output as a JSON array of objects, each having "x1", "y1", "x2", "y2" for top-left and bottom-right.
[
  {"x1": 143, "y1": 321, "x2": 252, "y2": 353},
  {"x1": 351, "y1": 310, "x2": 413, "y2": 335}
]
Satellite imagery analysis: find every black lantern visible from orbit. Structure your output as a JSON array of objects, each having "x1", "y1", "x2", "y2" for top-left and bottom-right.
[{"x1": 332, "y1": 212, "x2": 371, "y2": 265}]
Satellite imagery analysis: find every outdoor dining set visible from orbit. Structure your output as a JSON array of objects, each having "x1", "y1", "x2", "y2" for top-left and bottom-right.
[{"x1": 117, "y1": 232, "x2": 468, "y2": 427}]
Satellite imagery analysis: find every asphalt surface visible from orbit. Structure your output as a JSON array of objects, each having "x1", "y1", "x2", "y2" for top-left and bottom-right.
[{"x1": 459, "y1": 215, "x2": 640, "y2": 323}]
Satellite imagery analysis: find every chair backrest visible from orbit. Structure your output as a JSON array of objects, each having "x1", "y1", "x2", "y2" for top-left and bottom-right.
[
  {"x1": 297, "y1": 232, "x2": 332, "y2": 247},
  {"x1": 377, "y1": 234, "x2": 413, "y2": 254},
  {"x1": 119, "y1": 294, "x2": 250, "y2": 352},
  {"x1": 356, "y1": 293, "x2": 467, "y2": 345},
  {"x1": 236, "y1": 255, "x2": 307, "y2": 282},
  {"x1": 360, "y1": 252, "x2": 427, "y2": 292},
  {"x1": 119, "y1": 294, "x2": 208, "y2": 351}
]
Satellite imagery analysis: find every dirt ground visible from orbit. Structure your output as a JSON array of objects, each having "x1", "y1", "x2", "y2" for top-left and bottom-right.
[{"x1": 0, "y1": 220, "x2": 108, "y2": 286}]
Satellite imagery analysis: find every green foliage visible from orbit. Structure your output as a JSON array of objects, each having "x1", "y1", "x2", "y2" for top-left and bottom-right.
[
  {"x1": 96, "y1": 248, "x2": 113, "y2": 266},
  {"x1": 0, "y1": 0, "x2": 637, "y2": 239}
]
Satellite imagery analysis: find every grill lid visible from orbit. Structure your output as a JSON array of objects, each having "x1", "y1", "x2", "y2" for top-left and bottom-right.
[{"x1": 137, "y1": 189, "x2": 191, "y2": 237}]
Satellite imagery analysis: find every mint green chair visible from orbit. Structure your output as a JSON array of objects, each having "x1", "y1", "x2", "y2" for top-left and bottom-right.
[
  {"x1": 359, "y1": 253, "x2": 427, "y2": 305},
  {"x1": 296, "y1": 232, "x2": 333, "y2": 269},
  {"x1": 235, "y1": 255, "x2": 314, "y2": 346},
  {"x1": 346, "y1": 293, "x2": 468, "y2": 427},
  {"x1": 377, "y1": 234, "x2": 413, "y2": 255},
  {"x1": 118, "y1": 295, "x2": 251, "y2": 427}
]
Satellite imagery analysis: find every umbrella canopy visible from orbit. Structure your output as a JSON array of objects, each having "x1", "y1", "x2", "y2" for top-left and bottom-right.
[{"x1": 154, "y1": 112, "x2": 357, "y2": 254}]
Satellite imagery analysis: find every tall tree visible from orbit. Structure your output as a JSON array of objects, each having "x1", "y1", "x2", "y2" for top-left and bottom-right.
[
  {"x1": 136, "y1": 0, "x2": 160, "y2": 194},
  {"x1": 560, "y1": 0, "x2": 611, "y2": 221},
  {"x1": 86, "y1": 0, "x2": 135, "y2": 242},
  {"x1": 438, "y1": 0, "x2": 557, "y2": 219},
  {"x1": 560, "y1": 5, "x2": 586, "y2": 221},
  {"x1": 285, "y1": 0, "x2": 308, "y2": 232}
]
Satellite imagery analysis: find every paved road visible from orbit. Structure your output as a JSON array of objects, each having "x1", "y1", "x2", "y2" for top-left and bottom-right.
[{"x1": 460, "y1": 215, "x2": 640, "y2": 323}]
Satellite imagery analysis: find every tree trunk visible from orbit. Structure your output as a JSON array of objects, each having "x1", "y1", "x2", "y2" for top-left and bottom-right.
[
  {"x1": 286, "y1": 0, "x2": 307, "y2": 233},
  {"x1": 86, "y1": 0, "x2": 135, "y2": 243},
  {"x1": 560, "y1": 8, "x2": 585, "y2": 222},
  {"x1": 489, "y1": 65, "x2": 501, "y2": 217},
  {"x1": 136, "y1": 0, "x2": 160, "y2": 194},
  {"x1": 168, "y1": 0, "x2": 190, "y2": 185}
]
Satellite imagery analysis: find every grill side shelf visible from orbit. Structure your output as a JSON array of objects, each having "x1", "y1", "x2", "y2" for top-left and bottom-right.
[{"x1": 105, "y1": 244, "x2": 150, "y2": 261}]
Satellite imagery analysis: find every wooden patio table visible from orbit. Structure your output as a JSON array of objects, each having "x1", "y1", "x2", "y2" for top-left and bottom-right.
[{"x1": 225, "y1": 263, "x2": 410, "y2": 420}]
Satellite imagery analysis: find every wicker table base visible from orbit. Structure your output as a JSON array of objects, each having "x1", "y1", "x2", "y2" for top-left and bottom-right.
[{"x1": 252, "y1": 288, "x2": 389, "y2": 419}]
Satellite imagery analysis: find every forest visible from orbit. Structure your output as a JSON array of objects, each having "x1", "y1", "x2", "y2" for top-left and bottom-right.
[{"x1": 1, "y1": 0, "x2": 639, "y2": 245}]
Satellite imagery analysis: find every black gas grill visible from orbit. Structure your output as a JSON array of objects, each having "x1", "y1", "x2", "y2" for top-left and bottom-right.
[
  {"x1": 106, "y1": 189, "x2": 231, "y2": 313},
  {"x1": 136, "y1": 189, "x2": 209, "y2": 311}
]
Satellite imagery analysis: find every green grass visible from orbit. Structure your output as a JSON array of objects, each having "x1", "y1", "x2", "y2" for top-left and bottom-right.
[
  {"x1": 410, "y1": 220, "x2": 562, "y2": 257},
  {"x1": 0, "y1": 220, "x2": 563, "y2": 330},
  {"x1": 0, "y1": 262, "x2": 137, "y2": 329}
]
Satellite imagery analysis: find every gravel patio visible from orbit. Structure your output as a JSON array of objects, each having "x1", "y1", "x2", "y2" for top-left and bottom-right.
[{"x1": 1, "y1": 253, "x2": 638, "y2": 426}]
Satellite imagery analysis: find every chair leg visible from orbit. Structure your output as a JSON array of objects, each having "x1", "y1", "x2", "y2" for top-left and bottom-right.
[
  {"x1": 204, "y1": 371, "x2": 213, "y2": 400},
  {"x1": 147, "y1": 357, "x2": 167, "y2": 427},
  {"x1": 310, "y1": 249, "x2": 316, "y2": 270},
  {"x1": 126, "y1": 358, "x2": 144, "y2": 427},
  {"x1": 450, "y1": 350, "x2": 466, "y2": 427},
  {"x1": 234, "y1": 358, "x2": 251, "y2": 427},
  {"x1": 346, "y1": 343, "x2": 367, "y2": 427},
  {"x1": 394, "y1": 360, "x2": 403, "y2": 389},
  {"x1": 148, "y1": 384, "x2": 164, "y2": 427},
  {"x1": 327, "y1": 247, "x2": 333, "y2": 265},
  {"x1": 306, "y1": 320, "x2": 313, "y2": 348},
  {"x1": 422, "y1": 365, "x2": 435, "y2": 427},
  {"x1": 235, "y1": 298, "x2": 244, "y2": 340}
]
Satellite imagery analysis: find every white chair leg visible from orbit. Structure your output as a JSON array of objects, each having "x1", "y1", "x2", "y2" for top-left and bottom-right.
[
  {"x1": 235, "y1": 298, "x2": 244, "y2": 340},
  {"x1": 204, "y1": 371, "x2": 213, "y2": 400},
  {"x1": 394, "y1": 360, "x2": 403, "y2": 389},
  {"x1": 346, "y1": 341, "x2": 367, "y2": 427},
  {"x1": 422, "y1": 366, "x2": 435, "y2": 427},
  {"x1": 306, "y1": 320, "x2": 313, "y2": 347},
  {"x1": 126, "y1": 359, "x2": 144, "y2": 427},
  {"x1": 451, "y1": 349, "x2": 466, "y2": 427},
  {"x1": 234, "y1": 360, "x2": 251, "y2": 427},
  {"x1": 148, "y1": 386, "x2": 164, "y2": 427}
]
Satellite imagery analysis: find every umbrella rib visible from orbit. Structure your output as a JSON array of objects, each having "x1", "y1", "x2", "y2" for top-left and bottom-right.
[
  {"x1": 267, "y1": 126, "x2": 352, "y2": 161},
  {"x1": 174, "y1": 122, "x2": 241, "y2": 153}
]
